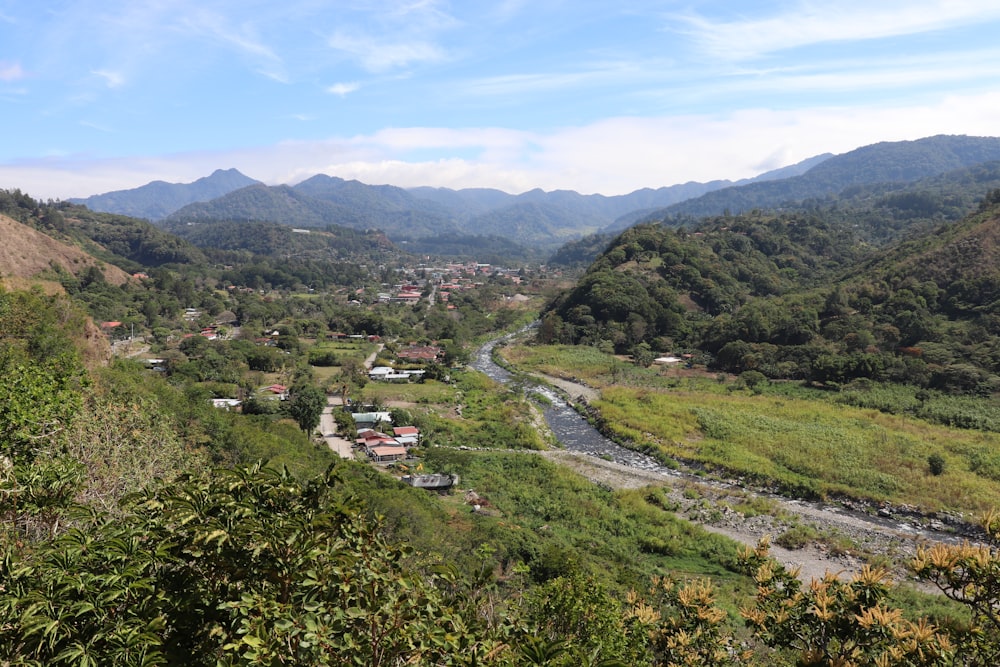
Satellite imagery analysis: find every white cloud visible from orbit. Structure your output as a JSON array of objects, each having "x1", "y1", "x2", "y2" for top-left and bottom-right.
[
  {"x1": 91, "y1": 69, "x2": 125, "y2": 88},
  {"x1": 326, "y1": 82, "x2": 360, "y2": 96},
  {"x1": 7, "y1": 90, "x2": 1000, "y2": 200},
  {"x1": 328, "y1": 31, "x2": 446, "y2": 72},
  {"x1": 0, "y1": 61, "x2": 25, "y2": 82},
  {"x1": 677, "y1": 0, "x2": 1000, "y2": 60}
]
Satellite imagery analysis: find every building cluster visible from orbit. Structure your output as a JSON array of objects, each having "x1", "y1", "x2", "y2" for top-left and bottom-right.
[
  {"x1": 373, "y1": 261, "x2": 525, "y2": 306},
  {"x1": 351, "y1": 413, "x2": 421, "y2": 463}
]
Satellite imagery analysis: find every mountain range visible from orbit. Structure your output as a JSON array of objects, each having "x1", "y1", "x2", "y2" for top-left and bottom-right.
[
  {"x1": 65, "y1": 151, "x2": 831, "y2": 252},
  {"x1": 69, "y1": 168, "x2": 260, "y2": 221},
  {"x1": 64, "y1": 135, "x2": 1000, "y2": 255}
]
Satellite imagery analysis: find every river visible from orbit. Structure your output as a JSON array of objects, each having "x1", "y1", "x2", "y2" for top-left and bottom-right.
[
  {"x1": 471, "y1": 332, "x2": 680, "y2": 474},
  {"x1": 469, "y1": 330, "x2": 975, "y2": 572}
]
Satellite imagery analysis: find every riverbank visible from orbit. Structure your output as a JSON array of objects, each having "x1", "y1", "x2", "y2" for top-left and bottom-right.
[
  {"x1": 541, "y1": 450, "x2": 939, "y2": 586},
  {"x1": 514, "y1": 358, "x2": 960, "y2": 584}
]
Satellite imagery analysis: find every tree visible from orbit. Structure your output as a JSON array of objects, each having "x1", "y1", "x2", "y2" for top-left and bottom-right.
[
  {"x1": 630, "y1": 342, "x2": 656, "y2": 368},
  {"x1": 0, "y1": 362, "x2": 82, "y2": 464},
  {"x1": 739, "y1": 537, "x2": 952, "y2": 666},
  {"x1": 0, "y1": 464, "x2": 494, "y2": 666},
  {"x1": 911, "y1": 510, "x2": 1000, "y2": 664},
  {"x1": 287, "y1": 382, "x2": 326, "y2": 433}
]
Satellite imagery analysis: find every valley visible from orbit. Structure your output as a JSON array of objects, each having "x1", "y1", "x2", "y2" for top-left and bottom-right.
[{"x1": 4, "y1": 136, "x2": 1000, "y2": 664}]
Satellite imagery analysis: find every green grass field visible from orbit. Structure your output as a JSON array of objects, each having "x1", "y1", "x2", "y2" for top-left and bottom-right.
[{"x1": 502, "y1": 343, "x2": 1000, "y2": 516}]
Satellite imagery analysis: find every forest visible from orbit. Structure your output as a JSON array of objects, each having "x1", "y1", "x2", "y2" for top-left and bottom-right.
[{"x1": 542, "y1": 191, "x2": 1000, "y2": 398}]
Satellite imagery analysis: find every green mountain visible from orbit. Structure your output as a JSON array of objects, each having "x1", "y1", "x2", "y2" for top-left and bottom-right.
[
  {"x1": 625, "y1": 135, "x2": 1000, "y2": 226},
  {"x1": 167, "y1": 182, "x2": 461, "y2": 239},
  {"x1": 69, "y1": 168, "x2": 260, "y2": 220},
  {"x1": 544, "y1": 191, "x2": 1000, "y2": 393},
  {"x1": 161, "y1": 218, "x2": 396, "y2": 261},
  {"x1": 94, "y1": 152, "x2": 825, "y2": 254}
]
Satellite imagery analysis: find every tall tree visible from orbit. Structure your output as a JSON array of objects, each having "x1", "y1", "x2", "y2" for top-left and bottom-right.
[{"x1": 287, "y1": 382, "x2": 326, "y2": 433}]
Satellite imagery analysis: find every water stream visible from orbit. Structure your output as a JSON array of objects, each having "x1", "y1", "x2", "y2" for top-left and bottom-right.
[
  {"x1": 469, "y1": 330, "x2": 972, "y2": 545},
  {"x1": 470, "y1": 332, "x2": 679, "y2": 475}
]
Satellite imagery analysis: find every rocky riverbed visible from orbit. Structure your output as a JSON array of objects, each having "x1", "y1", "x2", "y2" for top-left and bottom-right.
[
  {"x1": 473, "y1": 333, "x2": 980, "y2": 587},
  {"x1": 542, "y1": 450, "x2": 951, "y2": 586}
]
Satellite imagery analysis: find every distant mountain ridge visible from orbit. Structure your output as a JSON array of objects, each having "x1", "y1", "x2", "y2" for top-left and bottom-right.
[
  {"x1": 71, "y1": 152, "x2": 831, "y2": 250},
  {"x1": 69, "y1": 168, "x2": 260, "y2": 220},
  {"x1": 68, "y1": 135, "x2": 1000, "y2": 253},
  {"x1": 629, "y1": 135, "x2": 1000, "y2": 225},
  {"x1": 157, "y1": 154, "x2": 829, "y2": 250}
]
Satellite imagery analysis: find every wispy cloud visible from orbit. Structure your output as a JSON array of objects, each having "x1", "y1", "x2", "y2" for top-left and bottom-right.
[
  {"x1": 175, "y1": 8, "x2": 286, "y2": 81},
  {"x1": 676, "y1": 1, "x2": 1000, "y2": 60},
  {"x1": 457, "y1": 58, "x2": 664, "y2": 98},
  {"x1": 0, "y1": 61, "x2": 25, "y2": 82},
  {"x1": 79, "y1": 119, "x2": 114, "y2": 133},
  {"x1": 385, "y1": 0, "x2": 460, "y2": 31},
  {"x1": 328, "y1": 31, "x2": 446, "y2": 72},
  {"x1": 325, "y1": 0, "x2": 458, "y2": 72},
  {"x1": 693, "y1": 47, "x2": 1000, "y2": 101},
  {"x1": 326, "y1": 81, "x2": 360, "y2": 96},
  {"x1": 91, "y1": 69, "x2": 125, "y2": 88}
]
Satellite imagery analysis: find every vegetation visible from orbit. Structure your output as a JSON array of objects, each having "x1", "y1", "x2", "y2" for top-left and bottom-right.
[
  {"x1": 9, "y1": 140, "x2": 1000, "y2": 664},
  {"x1": 542, "y1": 197, "x2": 1000, "y2": 394}
]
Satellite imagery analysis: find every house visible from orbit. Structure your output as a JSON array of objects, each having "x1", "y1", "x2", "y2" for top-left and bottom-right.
[
  {"x1": 397, "y1": 345, "x2": 443, "y2": 362},
  {"x1": 211, "y1": 398, "x2": 242, "y2": 410},
  {"x1": 653, "y1": 356, "x2": 682, "y2": 365},
  {"x1": 263, "y1": 384, "x2": 288, "y2": 400},
  {"x1": 393, "y1": 425, "x2": 420, "y2": 446},
  {"x1": 367, "y1": 444, "x2": 408, "y2": 463},
  {"x1": 351, "y1": 411, "x2": 392, "y2": 428},
  {"x1": 368, "y1": 366, "x2": 395, "y2": 380}
]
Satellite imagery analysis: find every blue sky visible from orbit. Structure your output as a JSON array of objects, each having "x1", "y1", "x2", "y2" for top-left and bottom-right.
[{"x1": 3, "y1": 1, "x2": 1000, "y2": 200}]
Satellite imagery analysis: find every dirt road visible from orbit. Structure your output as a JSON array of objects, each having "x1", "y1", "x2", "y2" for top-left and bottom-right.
[{"x1": 319, "y1": 396, "x2": 355, "y2": 459}]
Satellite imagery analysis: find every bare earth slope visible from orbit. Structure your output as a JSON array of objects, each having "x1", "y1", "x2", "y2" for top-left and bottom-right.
[{"x1": 0, "y1": 214, "x2": 131, "y2": 285}]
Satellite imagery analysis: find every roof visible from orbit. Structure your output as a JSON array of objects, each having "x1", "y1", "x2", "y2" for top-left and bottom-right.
[
  {"x1": 397, "y1": 345, "x2": 442, "y2": 360},
  {"x1": 393, "y1": 426, "x2": 419, "y2": 436},
  {"x1": 369, "y1": 445, "x2": 408, "y2": 457},
  {"x1": 352, "y1": 411, "x2": 392, "y2": 423}
]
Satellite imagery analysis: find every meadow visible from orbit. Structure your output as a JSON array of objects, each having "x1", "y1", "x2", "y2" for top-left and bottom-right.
[{"x1": 502, "y1": 343, "x2": 1000, "y2": 517}]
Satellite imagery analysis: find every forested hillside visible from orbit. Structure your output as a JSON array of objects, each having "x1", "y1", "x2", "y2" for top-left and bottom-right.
[
  {"x1": 543, "y1": 192, "x2": 1000, "y2": 393},
  {"x1": 68, "y1": 168, "x2": 260, "y2": 220},
  {"x1": 632, "y1": 135, "x2": 1000, "y2": 223}
]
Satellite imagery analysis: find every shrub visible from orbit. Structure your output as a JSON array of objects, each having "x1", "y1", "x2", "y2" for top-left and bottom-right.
[{"x1": 928, "y1": 453, "x2": 946, "y2": 476}]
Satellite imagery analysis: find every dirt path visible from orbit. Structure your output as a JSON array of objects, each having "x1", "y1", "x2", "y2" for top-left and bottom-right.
[
  {"x1": 537, "y1": 374, "x2": 601, "y2": 403},
  {"x1": 319, "y1": 395, "x2": 355, "y2": 459}
]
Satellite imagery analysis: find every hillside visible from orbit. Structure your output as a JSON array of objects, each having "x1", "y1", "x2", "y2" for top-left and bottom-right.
[
  {"x1": 161, "y1": 218, "x2": 397, "y2": 261},
  {"x1": 631, "y1": 135, "x2": 1000, "y2": 224},
  {"x1": 550, "y1": 157, "x2": 1000, "y2": 270},
  {"x1": 0, "y1": 213, "x2": 131, "y2": 286},
  {"x1": 543, "y1": 195, "x2": 1000, "y2": 393},
  {"x1": 69, "y1": 168, "x2": 260, "y2": 220}
]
